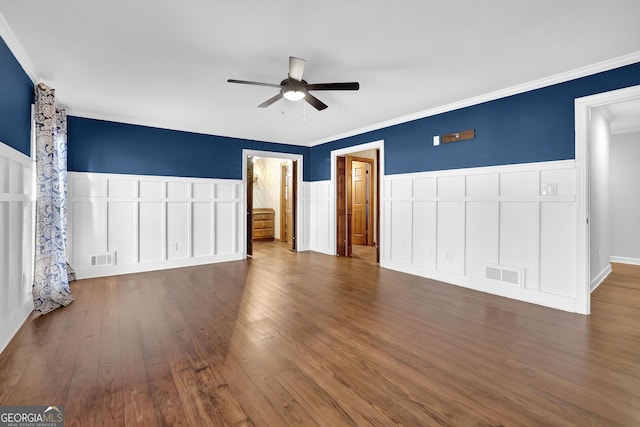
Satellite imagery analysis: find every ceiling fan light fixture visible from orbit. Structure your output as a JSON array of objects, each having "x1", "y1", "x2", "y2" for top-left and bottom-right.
[{"x1": 283, "y1": 89, "x2": 306, "y2": 101}]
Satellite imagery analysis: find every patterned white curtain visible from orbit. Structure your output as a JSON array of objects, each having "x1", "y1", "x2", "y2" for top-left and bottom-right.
[{"x1": 32, "y1": 83, "x2": 74, "y2": 314}]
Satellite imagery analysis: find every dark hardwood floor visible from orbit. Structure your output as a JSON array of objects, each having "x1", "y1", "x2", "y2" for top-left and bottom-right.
[{"x1": 1, "y1": 243, "x2": 639, "y2": 426}]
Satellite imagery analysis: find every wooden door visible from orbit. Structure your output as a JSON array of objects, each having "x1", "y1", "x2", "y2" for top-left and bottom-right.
[
  {"x1": 290, "y1": 160, "x2": 298, "y2": 251},
  {"x1": 286, "y1": 163, "x2": 293, "y2": 249},
  {"x1": 375, "y1": 149, "x2": 380, "y2": 263},
  {"x1": 246, "y1": 158, "x2": 254, "y2": 257},
  {"x1": 280, "y1": 163, "x2": 287, "y2": 242},
  {"x1": 336, "y1": 156, "x2": 347, "y2": 256},
  {"x1": 351, "y1": 159, "x2": 374, "y2": 246},
  {"x1": 345, "y1": 156, "x2": 353, "y2": 256}
]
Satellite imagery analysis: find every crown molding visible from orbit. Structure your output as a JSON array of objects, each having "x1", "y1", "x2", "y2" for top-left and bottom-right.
[
  {"x1": 307, "y1": 51, "x2": 640, "y2": 147},
  {"x1": 0, "y1": 10, "x2": 41, "y2": 84}
]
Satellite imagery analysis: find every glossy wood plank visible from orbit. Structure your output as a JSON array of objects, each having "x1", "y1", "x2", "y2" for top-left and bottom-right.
[{"x1": 1, "y1": 246, "x2": 639, "y2": 426}]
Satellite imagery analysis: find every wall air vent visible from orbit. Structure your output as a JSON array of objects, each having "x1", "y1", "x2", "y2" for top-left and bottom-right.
[
  {"x1": 485, "y1": 264, "x2": 524, "y2": 286},
  {"x1": 91, "y1": 253, "x2": 114, "y2": 266}
]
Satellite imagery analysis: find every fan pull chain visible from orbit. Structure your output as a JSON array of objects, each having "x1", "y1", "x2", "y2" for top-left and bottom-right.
[
  {"x1": 303, "y1": 100, "x2": 307, "y2": 122},
  {"x1": 281, "y1": 97, "x2": 285, "y2": 115}
]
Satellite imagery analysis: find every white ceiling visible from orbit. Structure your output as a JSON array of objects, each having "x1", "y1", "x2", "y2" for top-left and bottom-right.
[
  {"x1": 605, "y1": 98, "x2": 640, "y2": 135},
  {"x1": 1, "y1": 1, "x2": 640, "y2": 147}
]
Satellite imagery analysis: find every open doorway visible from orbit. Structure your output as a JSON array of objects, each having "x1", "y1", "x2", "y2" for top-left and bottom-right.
[
  {"x1": 575, "y1": 84, "x2": 640, "y2": 314},
  {"x1": 332, "y1": 141, "x2": 384, "y2": 264},
  {"x1": 243, "y1": 150, "x2": 301, "y2": 258}
]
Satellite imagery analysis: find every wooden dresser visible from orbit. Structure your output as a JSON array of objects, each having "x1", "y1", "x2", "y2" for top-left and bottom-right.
[{"x1": 252, "y1": 208, "x2": 275, "y2": 241}]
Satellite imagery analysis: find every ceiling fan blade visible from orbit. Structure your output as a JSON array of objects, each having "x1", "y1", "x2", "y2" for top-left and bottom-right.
[
  {"x1": 257, "y1": 93, "x2": 283, "y2": 108},
  {"x1": 305, "y1": 93, "x2": 328, "y2": 111},
  {"x1": 228, "y1": 79, "x2": 283, "y2": 89},
  {"x1": 306, "y1": 82, "x2": 360, "y2": 91},
  {"x1": 288, "y1": 56, "x2": 305, "y2": 81}
]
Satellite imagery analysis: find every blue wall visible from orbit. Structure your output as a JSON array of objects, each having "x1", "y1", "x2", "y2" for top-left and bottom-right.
[
  {"x1": 0, "y1": 36, "x2": 33, "y2": 156},
  {"x1": 67, "y1": 117, "x2": 310, "y2": 180},
  {"x1": 309, "y1": 62, "x2": 640, "y2": 181}
]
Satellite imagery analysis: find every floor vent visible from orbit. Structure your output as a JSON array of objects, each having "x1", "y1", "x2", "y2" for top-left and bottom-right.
[
  {"x1": 91, "y1": 253, "x2": 114, "y2": 266},
  {"x1": 485, "y1": 264, "x2": 524, "y2": 286}
]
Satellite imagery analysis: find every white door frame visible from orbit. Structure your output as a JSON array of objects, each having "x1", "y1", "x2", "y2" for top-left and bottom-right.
[
  {"x1": 575, "y1": 84, "x2": 640, "y2": 314},
  {"x1": 330, "y1": 140, "x2": 385, "y2": 256},
  {"x1": 242, "y1": 149, "x2": 304, "y2": 258}
]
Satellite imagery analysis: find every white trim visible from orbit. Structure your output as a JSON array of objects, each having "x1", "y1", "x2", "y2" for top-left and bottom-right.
[
  {"x1": 330, "y1": 140, "x2": 385, "y2": 257},
  {"x1": 0, "y1": 139, "x2": 35, "y2": 354},
  {"x1": 68, "y1": 170, "x2": 239, "y2": 184},
  {"x1": 75, "y1": 252, "x2": 243, "y2": 280},
  {"x1": 590, "y1": 264, "x2": 612, "y2": 293},
  {"x1": 0, "y1": 139, "x2": 32, "y2": 166},
  {"x1": 309, "y1": 51, "x2": 640, "y2": 147},
  {"x1": 575, "y1": 84, "x2": 640, "y2": 315},
  {"x1": 0, "y1": 11, "x2": 41, "y2": 83},
  {"x1": 610, "y1": 256, "x2": 640, "y2": 266},
  {"x1": 241, "y1": 149, "x2": 305, "y2": 257},
  {"x1": 0, "y1": 140, "x2": 33, "y2": 203},
  {"x1": 68, "y1": 172, "x2": 244, "y2": 278},
  {"x1": 386, "y1": 160, "x2": 575, "y2": 180},
  {"x1": 381, "y1": 261, "x2": 577, "y2": 313}
]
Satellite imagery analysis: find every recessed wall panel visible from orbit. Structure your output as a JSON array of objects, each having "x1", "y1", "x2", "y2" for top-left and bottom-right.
[
  {"x1": 9, "y1": 162, "x2": 22, "y2": 194},
  {"x1": 466, "y1": 202, "x2": 499, "y2": 278},
  {"x1": 216, "y1": 184, "x2": 234, "y2": 200},
  {"x1": 540, "y1": 202, "x2": 576, "y2": 297},
  {"x1": 139, "y1": 202, "x2": 163, "y2": 262},
  {"x1": 139, "y1": 181, "x2": 163, "y2": 199},
  {"x1": 412, "y1": 201, "x2": 436, "y2": 268},
  {"x1": 167, "y1": 202, "x2": 189, "y2": 259},
  {"x1": 391, "y1": 179, "x2": 412, "y2": 199},
  {"x1": 391, "y1": 201, "x2": 412, "y2": 264},
  {"x1": 317, "y1": 200, "x2": 329, "y2": 250},
  {"x1": 500, "y1": 171, "x2": 538, "y2": 197},
  {"x1": 108, "y1": 201, "x2": 136, "y2": 265},
  {"x1": 499, "y1": 202, "x2": 538, "y2": 288},
  {"x1": 192, "y1": 202, "x2": 212, "y2": 257},
  {"x1": 466, "y1": 174, "x2": 499, "y2": 197},
  {"x1": 72, "y1": 175, "x2": 106, "y2": 198},
  {"x1": 413, "y1": 177, "x2": 436, "y2": 199},
  {"x1": 108, "y1": 179, "x2": 136, "y2": 198},
  {"x1": 167, "y1": 182, "x2": 189, "y2": 199},
  {"x1": 0, "y1": 158, "x2": 8, "y2": 193},
  {"x1": 72, "y1": 200, "x2": 106, "y2": 268},
  {"x1": 438, "y1": 176, "x2": 465, "y2": 198},
  {"x1": 192, "y1": 183, "x2": 212, "y2": 199},
  {"x1": 216, "y1": 202, "x2": 234, "y2": 255},
  {"x1": 437, "y1": 201, "x2": 465, "y2": 274}
]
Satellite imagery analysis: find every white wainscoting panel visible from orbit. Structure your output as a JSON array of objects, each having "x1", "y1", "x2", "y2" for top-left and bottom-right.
[
  {"x1": 69, "y1": 172, "x2": 244, "y2": 279},
  {"x1": 380, "y1": 160, "x2": 580, "y2": 312},
  {"x1": 0, "y1": 142, "x2": 34, "y2": 354},
  {"x1": 307, "y1": 180, "x2": 332, "y2": 255}
]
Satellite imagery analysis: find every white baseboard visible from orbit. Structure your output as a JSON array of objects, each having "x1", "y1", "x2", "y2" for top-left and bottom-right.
[
  {"x1": 590, "y1": 264, "x2": 612, "y2": 293},
  {"x1": 309, "y1": 243, "x2": 335, "y2": 256},
  {"x1": 75, "y1": 253, "x2": 244, "y2": 280},
  {"x1": 610, "y1": 256, "x2": 640, "y2": 266},
  {"x1": 380, "y1": 261, "x2": 578, "y2": 313},
  {"x1": 0, "y1": 302, "x2": 32, "y2": 356}
]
